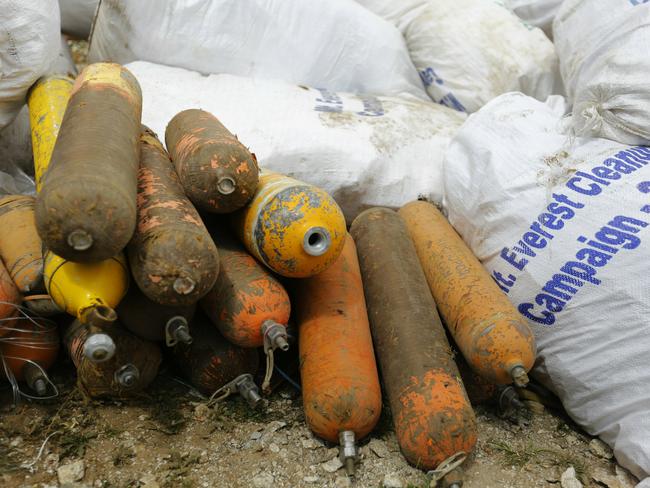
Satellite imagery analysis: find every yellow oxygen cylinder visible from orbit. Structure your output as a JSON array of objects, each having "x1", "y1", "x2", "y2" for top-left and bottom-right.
[
  {"x1": 27, "y1": 75, "x2": 74, "y2": 192},
  {"x1": 234, "y1": 171, "x2": 346, "y2": 278},
  {"x1": 43, "y1": 251, "x2": 129, "y2": 362}
]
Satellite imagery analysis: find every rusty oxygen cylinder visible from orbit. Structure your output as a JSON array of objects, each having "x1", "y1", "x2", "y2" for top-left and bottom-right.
[
  {"x1": 0, "y1": 260, "x2": 21, "y2": 335},
  {"x1": 293, "y1": 234, "x2": 382, "y2": 477},
  {"x1": 399, "y1": 201, "x2": 536, "y2": 386},
  {"x1": 127, "y1": 128, "x2": 219, "y2": 306},
  {"x1": 234, "y1": 171, "x2": 347, "y2": 278},
  {"x1": 35, "y1": 63, "x2": 141, "y2": 263},
  {"x1": 117, "y1": 284, "x2": 195, "y2": 346},
  {"x1": 65, "y1": 319, "x2": 161, "y2": 398},
  {"x1": 0, "y1": 314, "x2": 59, "y2": 398},
  {"x1": 174, "y1": 311, "x2": 261, "y2": 408},
  {"x1": 44, "y1": 251, "x2": 129, "y2": 362},
  {"x1": 0, "y1": 196, "x2": 44, "y2": 295},
  {"x1": 350, "y1": 208, "x2": 477, "y2": 473},
  {"x1": 165, "y1": 109, "x2": 259, "y2": 213}
]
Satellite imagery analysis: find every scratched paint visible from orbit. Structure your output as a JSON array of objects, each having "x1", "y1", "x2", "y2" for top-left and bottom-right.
[
  {"x1": 399, "y1": 201, "x2": 535, "y2": 385},
  {"x1": 127, "y1": 128, "x2": 219, "y2": 307},
  {"x1": 293, "y1": 234, "x2": 382, "y2": 443},
  {"x1": 165, "y1": 109, "x2": 259, "y2": 214},
  {"x1": 350, "y1": 207, "x2": 477, "y2": 470}
]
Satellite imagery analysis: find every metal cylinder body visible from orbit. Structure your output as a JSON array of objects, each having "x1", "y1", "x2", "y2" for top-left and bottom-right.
[
  {"x1": 350, "y1": 207, "x2": 477, "y2": 470},
  {"x1": 0, "y1": 196, "x2": 44, "y2": 294},
  {"x1": 294, "y1": 234, "x2": 382, "y2": 444},
  {"x1": 65, "y1": 319, "x2": 161, "y2": 398},
  {"x1": 117, "y1": 284, "x2": 196, "y2": 344},
  {"x1": 165, "y1": 109, "x2": 259, "y2": 213},
  {"x1": 173, "y1": 311, "x2": 259, "y2": 395},
  {"x1": 27, "y1": 75, "x2": 74, "y2": 192},
  {"x1": 234, "y1": 171, "x2": 346, "y2": 278},
  {"x1": 399, "y1": 201, "x2": 536, "y2": 385},
  {"x1": 200, "y1": 228, "x2": 290, "y2": 348},
  {"x1": 128, "y1": 128, "x2": 219, "y2": 306},
  {"x1": 35, "y1": 63, "x2": 141, "y2": 262},
  {"x1": 0, "y1": 260, "x2": 21, "y2": 335}
]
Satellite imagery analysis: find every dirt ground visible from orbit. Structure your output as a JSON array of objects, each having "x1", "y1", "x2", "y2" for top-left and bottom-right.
[{"x1": 0, "y1": 357, "x2": 639, "y2": 488}]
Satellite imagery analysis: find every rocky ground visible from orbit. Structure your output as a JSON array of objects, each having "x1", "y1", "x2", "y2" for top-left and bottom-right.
[{"x1": 0, "y1": 358, "x2": 639, "y2": 488}]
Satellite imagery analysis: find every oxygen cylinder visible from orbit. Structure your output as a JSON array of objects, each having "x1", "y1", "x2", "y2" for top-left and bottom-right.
[
  {"x1": 27, "y1": 75, "x2": 74, "y2": 192},
  {"x1": 399, "y1": 201, "x2": 536, "y2": 386},
  {"x1": 0, "y1": 196, "x2": 44, "y2": 294},
  {"x1": 165, "y1": 109, "x2": 259, "y2": 213},
  {"x1": 200, "y1": 228, "x2": 290, "y2": 350},
  {"x1": 35, "y1": 63, "x2": 141, "y2": 263},
  {"x1": 0, "y1": 315, "x2": 59, "y2": 397},
  {"x1": 127, "y1": 128, "x2": 219, "y2": 306},
  {"x1": 234, "y1": 171, "x2": 347, "y2": 278},
  {"x1": 117, "y1": 285, "x2": 195, "y2": 346},
  {"x1": 174, "y1": 311, "x2": 261, "y2": 408},
  {"x1": 44, "y1": 251, "x2": 128, "y2": 362},
  {"x1": 0, "y1": 260, "x2": 21, "y2": 335},
  {"x1": 65, "y1": 319, "x2": 161, "y2": 398},
  {"x1": 293, "y1": 234, "x2": 382, "y2": 477},
  {"x1": 350, "y1": 208, "x2": 477, "y2": 473}
]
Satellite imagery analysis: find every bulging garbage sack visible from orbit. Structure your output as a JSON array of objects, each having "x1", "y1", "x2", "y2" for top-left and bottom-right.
[
  {"x1": 554, "y1": 0, "x2": 650, "y2": 145},
  {"x1": 89, "y1": 0, "x2": 426, "y2": 99},
  {"x1": 502, "y1": 0, "x2": 563, "y2": 38},
  {"x1": 356, "y1": 0, "x2": 559, "y2": 113},
  {"x1": 443, "y1": 91, "x2": 650, "y2": 482},
  {"x1": 59, "y1": 0, "x2": 100, "y2": 40},
  {"x1": 126, "y1": 61, "x2": 465, "y2": 221},
  {"x1": 0, "y1": 0, "x2": 60, "y2": 129}
]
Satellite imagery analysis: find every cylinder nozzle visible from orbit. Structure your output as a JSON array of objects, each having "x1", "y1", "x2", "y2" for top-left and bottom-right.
[
  {"x1": 67, "y1": 229, "x2": 94, "y2": 251},
  {"x1": 217, "y1": 176, "x2": 236, "y2": 195},
  {"x1": 510, "y1": 365, "x2": 529, "y2": 388},
  {"x1": 83, "y1": 333, "x2": 116, "y2": 363},
  {"x1": 173, "y1": 276, "x2": 196, "y2": 295},
  {"x1": 235, "y1": 374, "x2": 262, "y2": 409},
  {"x1": 262, "y1": 321, "x2": 289, "y2": 352},
  {"x1": 24, "y1": 362, "x2": 49, "y2": 397},
  {"x1": 339, "y1": 430, "x2": 358, "y2": 477},
  {"x1": 166, "y1": 317, "x2": 193, "y2": 346},
  {"x1": 115, "y1": 364, "x2": 140, "y2": 389},
  {"x1": 303, "y1": 227, "x2": 331, "y2": 256}
]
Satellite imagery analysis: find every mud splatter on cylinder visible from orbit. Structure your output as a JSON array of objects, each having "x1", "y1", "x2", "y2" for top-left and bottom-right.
[
  {"x1": 350, "y1": 207, "x2": 477, "y2": 471},
  {"x1": 128, "y1": 128, "x2": 219, "y2": 306},
  {"x1": 165, "y1": 109, "x2": 259, "y2": 213},
  {"x1": 35, "y1": 63, "x2": 141, "y2": 263}
]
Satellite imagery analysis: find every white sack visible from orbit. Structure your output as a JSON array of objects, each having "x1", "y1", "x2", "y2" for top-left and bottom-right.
[
  {"x1": 89, "y1": 0, "x2": 426, "y2": 99},
  {"x1": 356, "y1": 0, "x2": 558, "y2": 113},
  {"x1": 59, "y1": 0, "x2": 99, "y2": 39},
  {"x1": 443, "y1": 92, "x2": 650, "y2": 482},
  {"x1": 127, "y1": 61, "x2": 465, "y2": 220},
  {"x1": 502, "y1": 0, "x2": 563, "y2": 38},
  {"x1": 0, "y1": 0, "x2": 60, "y2": 129},
  {"x1": 554, "y1": 0, "x2": 650, "y2": 145}
]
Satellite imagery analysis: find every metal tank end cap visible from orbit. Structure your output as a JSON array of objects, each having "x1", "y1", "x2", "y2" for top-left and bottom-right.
[
  {"x1": 173, "y1": 276, "x2": 196, "y2": 295},
  {"x1": 303, "y1": 226, "x2": 331, "y2": 256},
  {"x1": 83, "y1": 333, "x2": 116, "y2": 363},
  {"x1": 217, "y1": 176, "x2": 236, "y2": 195},
  {"x1": 67, "y1": 229, "x2": 93, "y2": 251},
  {"x1": 115, "y1": 364, "x2": 140, "y2": 389},
  {"x1": 339, "y1": 430, "x2": 358, "y2": 477},
  {"x1": 510, "y1": 365, "x2": 530, "y2": 388}
]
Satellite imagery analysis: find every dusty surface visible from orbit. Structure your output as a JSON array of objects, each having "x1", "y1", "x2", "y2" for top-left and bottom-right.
[{"x1": 0, "y1": 359, "x2": 638, "y2": 488}]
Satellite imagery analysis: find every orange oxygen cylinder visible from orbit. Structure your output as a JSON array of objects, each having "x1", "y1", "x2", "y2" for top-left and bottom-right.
[
  {"x1": 65, "y1": 319, "x2": 161, "y2": 398},
  {"x1": 0, "y1": 196, "x2": 44, "y2": 294},
  {"x1": 0, "y1": 260, "x2": 21, "y2": 335},
  {"x1": 0, "y1": 314, "x2": 59, "y2": 397},
  {"x1": 293, "y1": 234, "x2": 382, "y2": 477},
  {"x1": 350, "y1": 207, "x2": 477, "y2": 474},
  {"x1": 399, "y1": 201, "x2": 536, "y2": 386}
]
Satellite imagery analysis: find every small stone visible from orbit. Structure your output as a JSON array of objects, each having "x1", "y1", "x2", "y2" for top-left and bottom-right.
[
  {"x1": 140, "y1": 473, "x2": 160, "y2": 488},
  {"x1": 564, "y1": 434, "x2": 578, "y2": 446},
  {"x1": 383, "y1": 473, "x2": 403, "y2": 488},
  {"x1": 269, "y1": 443, "x2": 280, "y2": 453},
  {"x1": 252, "y1": 472, "x2": 274, "y2": 488},
  {"x1": 194, "y1": 404, "x2": 210, "y2": 421},
  {"x1": 57, "y1": 460, "x2": 85, "y2": 484},
  {"x1": 264, "y1": 421, "x2": 287, "y2": 435},
  {"x1": 368, "y1": 438, "x2": 390, "y2": 458},
  {"x1": 334, "y1": 476, "x2": 352, "y2": 488},
  {"x1": 589, "y1": 439, "x2": 614, "y2": 459},
  {"x1": 250, "y1": 431, "x2": 263, "y2": 441},
  {"x1": 138, "y1": 414, "x2": 148, "y2": 421},
  {"x1": 560, "y1": 467, "x2": 583, "y2": 488},
  {"x1": 301, "y1": 438, "x2": 321, "y2": 450},
  {"x1": 10, "y1": 436, "x2": 23, "y2": 447},
  {"x1": 615, "y1": 465, "x2": 638, "y2": 488},
  {"x1": 303, "y1": 475, "x2": 319, "y2": 483},
  {"x1": 322, "y1": 457, "x2": 343, "y2": 473}
]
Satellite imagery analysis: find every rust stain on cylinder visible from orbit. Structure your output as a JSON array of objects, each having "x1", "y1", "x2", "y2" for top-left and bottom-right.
[
  {"x1": 200, "y1": 226, "x2": 290, "y2": 349},
  {"x1": 127, "y1": 127, "x2": 219, "y2": 306},
  {"x1": 293, "y1": 234, "x2": 382, "y2": 444},
  {"x1": 399, "y1": 201, "x2": 535, "y2": 385},
  {"x1": 350, "y1": 207, "x2": 477, "y2": 470},
  {"x1": 165, "y1": 109, "x2": 259, "y2": 214},
  {"x1": 173, "y1": 311, "x2": 259, "y2": 395},
  {"x1": 35, "y1": 63, "x2": 141, "y2": 263},
  {"x1": 0, "y1": 195, "x2": 44, "y2": 294}
]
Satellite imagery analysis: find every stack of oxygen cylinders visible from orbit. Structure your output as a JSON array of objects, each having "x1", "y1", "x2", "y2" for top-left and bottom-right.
[{"x1": 0, "y1": 62, "x2": 537, "y2": 485}]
